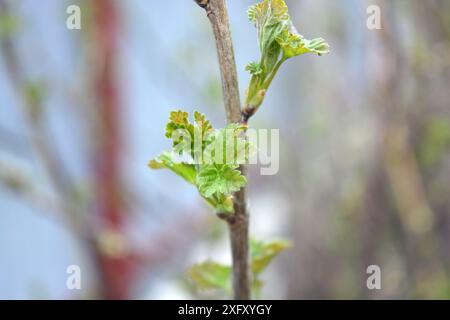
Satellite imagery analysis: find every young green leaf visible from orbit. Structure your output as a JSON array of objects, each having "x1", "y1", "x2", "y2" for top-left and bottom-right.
[
  {"x1": 194, "y1": 111, "x2": 214, "y2": 145},
  {"x1": 165, "y1": 110, "x2": 191, "y2": 138},
  {"x1": 244, "y1": 0, "x2": 330, "y2": 119},
  {"x1": 251, "y1": 238, "x2": 291, "y2": 275},
  {"x1": 187, "y1": 261, "x2": 232, "y2": 293},
  {"x1": 204, "y1": 123, "x2": 252, "y2": 166},
  {"x1": 148, "y1": 152, "x2": 197, "y2": 185},
  {"x1": 248, "y1": 0, "x2": 289, "y2": 53},
  {"x1": 165, "y1": 110, "x2": 195, "y2": 156},
  {"x1": 249, "y1": 239, "x2": 291, "y2": 297},
  {"x1": 276, "y1": 25, "x2": 330, "y2": 58},
  {"x1": 197, "y1": 164, "x2": 247, "y2": 198}
]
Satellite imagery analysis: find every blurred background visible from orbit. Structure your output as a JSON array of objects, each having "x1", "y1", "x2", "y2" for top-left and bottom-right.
[{"x1": 0, "y1": 0, "x2": 450, "y2": 299}]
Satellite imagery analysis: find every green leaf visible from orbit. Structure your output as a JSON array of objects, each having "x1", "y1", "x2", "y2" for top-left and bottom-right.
[
  {"x1": 251, "y1": 239, "x2": 291, "y2": 275},
  {"x1": 194, "y1": 111, "x2": 213, "y2": 135},
  {"x1": 187, "y1": 261, "x2": 231, "y2": 293},
  {"x1": 165, "y1": 110, "x2": 190, "y2": 138},
  {"x1": 193, "y1": 111, "x2": 214, "y2": 159},
  {"x1": 244, "y1": 0, "x2": 330, "y2": 116},
  {"x1": 205, "y1": 123, "x2": 252, "y2": 166},
  {"x1": 148, "y1": 152, "x2": 197, "y2": 185},
  {"x1": 164, "y1": 110, "x2": 216, "y2": 159},
  {"x1": 248, "y1": 0, "x2": 289, "y2": 28},
  {"x1": 165, "y1": 110, "x2": 195, "y2": 156},
  {"x1": 248, "y1": 0, "x2": 288, "y2": 54},
  {"x1": 276, "y1": 25, "x2": 330, "y2": 58},
  {"x1": 197, "y1": 164, "x2": 247, "y2": 198}
]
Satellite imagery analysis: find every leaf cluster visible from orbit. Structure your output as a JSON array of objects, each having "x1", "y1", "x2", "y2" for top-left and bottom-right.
[{"x1": 149, "y1": 111, "x2": 252, "y2": 214}]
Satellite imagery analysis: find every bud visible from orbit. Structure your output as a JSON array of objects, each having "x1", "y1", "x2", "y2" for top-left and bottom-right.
[{"x1": 194, "y1": 0, "x2": 209, "y2": 9}]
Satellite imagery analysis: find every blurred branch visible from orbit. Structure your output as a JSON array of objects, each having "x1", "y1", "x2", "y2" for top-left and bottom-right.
[
  {"x1": 0, "y1": 0, "x2": 82, "y2": 230},
  {"x1": 0, "y1": 160, "x2": 64, "y2": 218},
  {"x1": 383, "y1": 124, "x2": 434, "y2": 235},
  {"x1": 377, "y1": 0, "x2": 447, "y2": 297}
]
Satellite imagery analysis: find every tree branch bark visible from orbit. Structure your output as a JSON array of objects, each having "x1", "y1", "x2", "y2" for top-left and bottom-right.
[{"x1": 195, "y1": 0, "x2": 251, "y2": 300}]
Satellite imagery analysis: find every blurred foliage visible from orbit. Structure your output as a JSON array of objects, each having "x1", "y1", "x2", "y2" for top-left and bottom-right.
[
  {"x1": 187, "y1": 261, "x2": 232, "y2": 294},
  {"x1": 418, "y1": 117, "x2": 450, "y2": 168},
  {"x1": 251, "y1": 238, "x2": 291, "y2": 274},
  {"x1": 187, "y1": 238, "x2": 290, "y2": 297},
  {"x1": 0, "y1": 12, "x2": 19, "y2": 38}
]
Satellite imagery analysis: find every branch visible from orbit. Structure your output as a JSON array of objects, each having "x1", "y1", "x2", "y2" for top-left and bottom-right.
[
  {"x1": 198, "y1": 0, "x2": 242, "y2": 124},
  {"x1": 195, "y1": 0, "x2": 251, "y2": 300}
]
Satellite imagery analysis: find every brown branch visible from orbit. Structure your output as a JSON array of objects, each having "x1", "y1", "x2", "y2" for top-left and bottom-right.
[
  {"x1": 200, "y1": 0, "x2": 242, "y2": 123},
  {"x1": 195, "y1": 0, "x2": 251, "y2": 300}
]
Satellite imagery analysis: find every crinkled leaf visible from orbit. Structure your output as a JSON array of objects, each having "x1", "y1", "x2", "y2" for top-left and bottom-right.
[
  {"x1": 248, "y1": 0, "x2": 289, "y2": 59},
  {"x1": 165, "y1": 110, "x2": 215, "y2": 157},
  {"x1": 194, "y1": 111, "x2": 212, "y2": 133},
  {"x1": 197, "y1": 164, "x2": 247, "y2": 198},
  {"x1": 165, "y1": 110, "x2": 190, "y2": 138},
  {"x1": 194, "y1": 111, "x2": 213, "y2": 140},
  {"x1": 248, "y1": 0, "x2": 329, "y2": 60},
  {"x1": 148, "y1": 152, "x2": 197, "y2": 185},
  {"x1": 165, "y1": 110, "x2": 195, "y2": 155},
  {"x1": 248, "y1": 0, "x2": 289, "y2": 26},
  {"x1": 251, "y1": 239, "x2": 291, "y2": 275},
  {"x1": 276, "y1": 25, "x2": 330, "y2": 58},
  {"x1": 193, "y1": 111, "x2": 214, "y2": 159},
  {"x1": 245, "y1": 0, "x2": 330, "y2": 114},
  {"x1": 187, "y1": 261, "x2": 231, "y2": 293},
  {"x1": 205, "y1": 123, "x2": 253, "y2": 166}
]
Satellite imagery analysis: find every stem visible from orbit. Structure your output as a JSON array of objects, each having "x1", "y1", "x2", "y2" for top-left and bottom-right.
[
  {"x1": 195, "y1": 0, "x2": 251, "y2": 300},
  {"x1": 242, "y1": 58, "x2": 286, "y2": 124}
]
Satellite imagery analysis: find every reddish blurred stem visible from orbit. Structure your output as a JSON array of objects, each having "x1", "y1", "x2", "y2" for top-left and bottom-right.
[{"x1": 93, "y1": 0, "x2": 136, "y2": 299}]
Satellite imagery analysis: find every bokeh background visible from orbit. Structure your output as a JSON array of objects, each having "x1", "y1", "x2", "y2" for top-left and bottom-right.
[{"x1": 1, "y1": 0, "x2": 450, "y2": 299}]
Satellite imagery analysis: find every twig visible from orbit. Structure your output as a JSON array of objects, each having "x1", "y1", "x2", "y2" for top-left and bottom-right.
[{"x1": 195, "y1": 0, "x2": 251, "y2": 300}]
